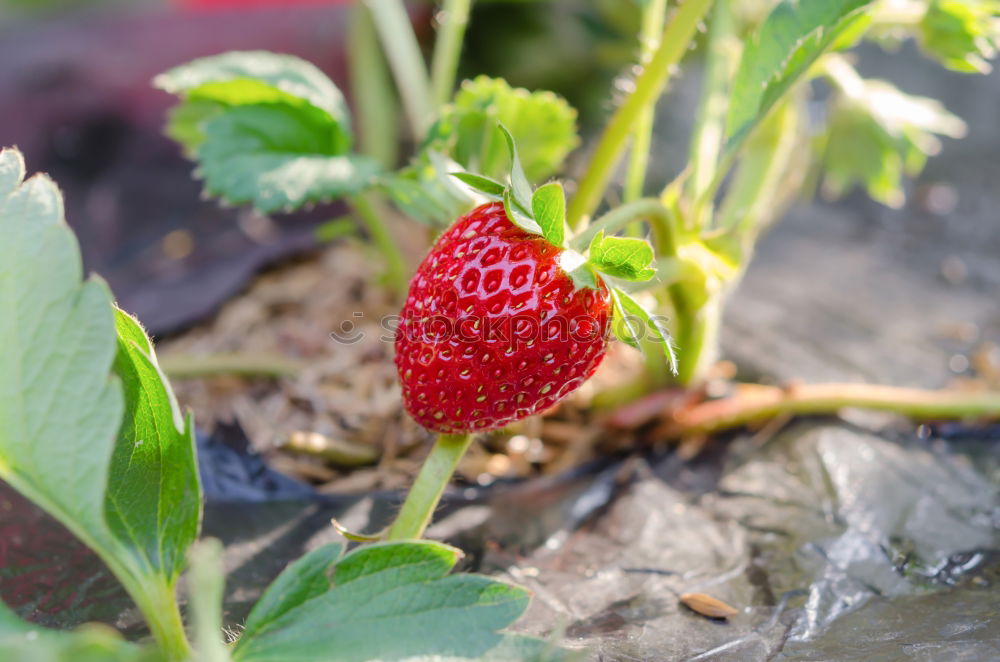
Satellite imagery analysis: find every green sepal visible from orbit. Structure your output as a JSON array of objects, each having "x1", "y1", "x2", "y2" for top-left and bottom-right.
[
  {"x1": 450, "y1": 172, "x2": 506, "y2": 199},
  {"x1": 558, "y1": 249, "x2": 599, "y2": 290},
  {"x1": 503, "y1": 188, "x2": 543, "y2": 235},
  {"x1": 531, "y1": 181, "x2": 567, "y2": 248},
  {"x1": 498, "y1": 123, "x2": 534, "y2": 213},
  {"x1": 610, "y1": 287, "x2": 678, "y2": 374},
  {"x1": 449, "y1": 123, "x2": 574, "y2": 248},
  {"x1": 385, "y1": 151, "x2": 481, "y2": 227},
  {"x1": 587, "y1": 231, "x2": 657, "y2": 281}
]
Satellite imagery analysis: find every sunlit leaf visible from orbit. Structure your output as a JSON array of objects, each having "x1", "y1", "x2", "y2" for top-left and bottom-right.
[
  {"x1": 233, "y1": 541, "x2": 567, "y2": 662},
  {"x1": 196, "y1": 104, "x2": 379, "y2": 213},
  {"x1": 155, "y1": 50, "x2": 352, "y2": 153},
  {"x1": 503, "y1": 188, "x2": 543, "y2": 235},
  {"x1": 498, "y1": 124, "x2": 534, "y2": 213},
  {"x1": 0, "y1": 146, "x2": 200, "y2": 640},
  {"x1": 425, "y1": 76, "x2": 579, "y2": 182},
  {"x1": 818, "y1": 66, "x2": 966, "y2": 208},
  {"x1": 725, "y1": 0, "x2": 876, "y2": 153},
  {"x1": 157, "y1": 51, "x2": 362, "y2": 211},
  {"x1": 107, "y1": 310, "x2": 200, "y2": 580},
  {"x1": 451, "y1": 172, "x2": 506, "y2": 199},
  {"x1": 0, "y1": 145, "x2": 124, "y2": 588},
  {"x1": 919, "y1": 0, "x2": 1000, "y2": 74}
]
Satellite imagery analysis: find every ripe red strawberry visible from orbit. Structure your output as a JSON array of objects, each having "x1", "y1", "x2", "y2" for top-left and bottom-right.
[{"x1": 395, "y1": 202, "x2": 612, "y2": 433}]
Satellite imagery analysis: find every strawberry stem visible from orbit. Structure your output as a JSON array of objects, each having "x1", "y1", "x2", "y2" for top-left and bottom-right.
[
  {"x1": 685, "y1": 0, "x2": 736, "y2": 218},
  {"x1": 663, "y1": 383, "x2": 1000, "y2": 437},
  {"x1": 566, "y1": 0, "x2": 714, "y2": 230},
  {"x1": 386, "y1": 433, "x2": 475, "y2": 540},
  {"x1": 430, "y1": 0, "x2": 473, "y2": 108},
  {"x1": 349, "y1": 4, "x2": 401, "y2": 168},
  {"x1": 366, "y1": 0, "x2": 434, "y2": 138},
  {"x1": 668, "y1": 292, "x2": 720, "y2": 386},
  {"x1": 623, "y1": 0, "x2": 668, "y2": 213},
  {"x1": 571, "y1": 198, "x2": 678, "y2": 252},
  {"x1": 349, "y1": 193, "x2": 410, "y2": 297}
]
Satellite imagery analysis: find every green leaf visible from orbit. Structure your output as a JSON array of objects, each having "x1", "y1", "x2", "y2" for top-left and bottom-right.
[
  {"x1": 0, "y1": 147, "x2": 199, "y2": 649},
  {"x1": 163, "y1": 99, "x2": 224, "y2": 157},
  {"x1": 241, "y1": 543, "x2": 345, "y2": 641},
  {"x1": 0, "y1": 601, "x2": 159, "y2": 662},
  {"x1": 233, "y1": 541, "x2": 565, "y2": 662},
  {"x1": 531, "y1": 181, "x2": 566, "y2": 248},
  {"x1": 382, "y1": 152, "x2": 483, "y2": 227},
  {"x1": 425, "y1": 76, "x2": 579, "y2": 183},
  {"x1": 196, "y1": 104, "x2": 380, "y2": 213},
  {"x1": 587, "y1": 231, "x2": 656, "y2": 281},
  {"x1": 725, "y1": 0, "x2": 876, "y2": 153},
  {"x1": 451, "y1": 172, "x2": 506, "y2": 199},
  {"x1": 0, "y1": 145, "x2": 125, "y2": 567},
  {"x1": 156, "y1": 51, "x2": 361, "y2": 211},
  {"x1": 610, "y1": 288, "x2": 678, "y2": 374},
  {"x1": 155, "y1": 50, "x2": 351, "y2": 146},
  {"x1": 503, "y1": 188, "x2": 543, "y2": 236},
  {"x1": 818, "y1": 70, "x2": 967, "y2": 208},
  {"x1": 919, "y1": 0, "x2": 1000, "y2": 74},
  {"x1": 107, "y1": 309, "x2": 200, "y2": 580},
  {"x1": 394, "y1": 77, "x2": 578, "y2": 227}
]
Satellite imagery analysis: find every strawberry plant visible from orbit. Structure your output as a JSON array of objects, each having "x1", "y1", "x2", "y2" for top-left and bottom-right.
[
  {"x1": 154, "y1": 0, "x2": 998, "y2": 527},
  {"x1": 0, "y1": 147, "x2": 564, "y2": 660},
  {"x1": 4, "y1": 0, "x2": 1000, "y2": 660}
]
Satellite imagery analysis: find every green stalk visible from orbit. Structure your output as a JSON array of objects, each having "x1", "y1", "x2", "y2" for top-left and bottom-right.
[
  {"x1": 161, "y1": 352, "x2": 302, "y2": 379},
  {"x1": 571, "y1": 198, "x2": 688, "y2": 389},
  {"x1": 349, "y1": 193, "x2": 410, "y2": 296},
  {"x1": 566, "y1": 0, "x2": 714, "y2": 230},
  {"x1": 387, "y1": 433, "x2": 474, "y2": 540},
  {"x1": 623, "y1": 0, "x2": 668, "y2": 212},
  {"x1": 365, "y1": 0, "x2": 434, "y2": 139},
  {"x1": 430, "y1": 0, "x2": 473, "y2": 108},
  {"x1": 571, "y1": 197, "x2": 678, "y2": 252},
  {"x1": 716, "y1": 96, "x2": 802, "y2": 234},
  {"x1": 92, "y1": 551, "x2": 190, "y2": 660},
  {"x1": 640, "y1": 0, "x2": 735, "y2": 386},
  {"x1": 641, "y1": 197, "x2": 715, "y2": 387},
  {"x1": 671, "y1": 383, "x2": 1000, "y2": 437},
  {"x1": 349, "y1": 5, "x2": 401, "y2": 168},
  {"x1": 123, "y1": 577, "x2": 190, "y2": 661},
  {"x1": 668, "y1": 289, "x2": 719, "y2": 385},
  {"x1": 685, "y1": 0, "x2": 735, "y2": 217}
]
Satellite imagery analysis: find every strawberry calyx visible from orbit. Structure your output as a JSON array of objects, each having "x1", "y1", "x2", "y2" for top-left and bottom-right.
[{"x1": 452, "y1": 123, "x2": 678, "y2": 374}]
